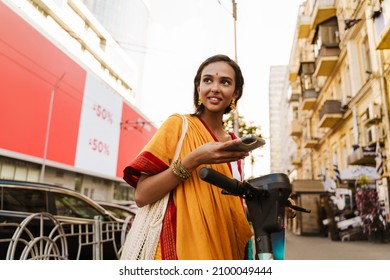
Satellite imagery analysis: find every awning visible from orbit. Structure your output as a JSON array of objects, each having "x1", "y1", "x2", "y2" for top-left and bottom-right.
[{"x1": 292, "y1": 180, "x2": 325, "y2": 193}]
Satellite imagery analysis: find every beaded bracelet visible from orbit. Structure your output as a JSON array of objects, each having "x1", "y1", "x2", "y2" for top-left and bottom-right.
[{"x1": 171, "y1": 160, "x2": 191, "y2": 181}]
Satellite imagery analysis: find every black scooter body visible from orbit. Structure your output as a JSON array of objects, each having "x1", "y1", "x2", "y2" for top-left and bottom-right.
[{"x1": 199, "y1": 168, "x2": 293, "y2": 259}]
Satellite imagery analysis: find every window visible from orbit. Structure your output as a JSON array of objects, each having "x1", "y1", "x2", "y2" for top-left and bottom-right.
[
  {"x1": 0, "y1": 164, "x2": 15, "y2": 180},
  {"x1": 2, "y1": 188, "x2": 47, "y2": 213},
  {"x1": 27, "y1": 169, "x2": 40, "y2": 182},
  {"x1": 53, "y1": 192, "x2": 103, "y2": 219},
  {"x1": 55, "y1": 170, "x2": 65, "y2": 178},
  {"x1": 293, "y1": 106, "x2": 299, "y2": 120},
  {"x1": 74, "y1": 174, "x2": 83, "y2": 193},
  {"x1": 0, "y1": 159, "x2": 40, "y2": 181},
  {"x1": 361, "y1": 36, "x2": 372, "y2": 81},
  {"x1": 114, "y1": 183, "x2": 134, "y2": 201},
  {"x1": 313, "y1": 18, "x2": 340, "y2": 57},
  {"x1": 319, "y1": 25, "x2": 340, "y2": 46},
  {"x1": 14, "y1": 166, "x2": 27, "y2": 181}
]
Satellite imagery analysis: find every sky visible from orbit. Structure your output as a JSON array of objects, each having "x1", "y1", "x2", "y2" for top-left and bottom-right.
[{"x1": 138, "y1": 0, "x2": 304, "y2": 177}]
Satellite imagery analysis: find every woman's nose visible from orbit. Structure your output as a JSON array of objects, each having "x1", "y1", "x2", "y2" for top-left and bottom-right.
[{"x1": 211, "y1": 82, "x2": 220, "y2": 92}]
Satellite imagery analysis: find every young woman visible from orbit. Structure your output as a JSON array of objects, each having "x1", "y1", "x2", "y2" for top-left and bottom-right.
[{"x1": 123, "y1": 54, "x2": 255, "y2": 259}]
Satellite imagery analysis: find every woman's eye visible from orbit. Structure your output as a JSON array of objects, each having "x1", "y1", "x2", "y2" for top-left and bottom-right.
[
  {"x1": 221, "y1": 80, "x2": 231, "y2": 85},
  {"x1": 203, "y1": 78, "x2": 212, "y2": 83}
]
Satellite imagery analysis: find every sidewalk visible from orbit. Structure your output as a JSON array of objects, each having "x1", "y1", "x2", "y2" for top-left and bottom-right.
[{"x1": 284, "y1": 231, "x2": 390, "y2": 260}]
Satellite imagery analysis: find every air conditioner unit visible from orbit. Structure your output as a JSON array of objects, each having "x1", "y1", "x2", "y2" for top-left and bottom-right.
[
  {"x1": 364, "y1": 103, "x2": 382, "y2": 126},
  {"x1": 370, "y1": 103, "x2": 381, "y2": 119},
  {"x1": 366, "y1": 125, "x2": 384, "y2": 145}
]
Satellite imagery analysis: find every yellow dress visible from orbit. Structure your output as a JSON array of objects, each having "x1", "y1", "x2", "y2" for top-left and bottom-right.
[{"x1": 124, "y1": 113, "x2": 252, "y2": 260}]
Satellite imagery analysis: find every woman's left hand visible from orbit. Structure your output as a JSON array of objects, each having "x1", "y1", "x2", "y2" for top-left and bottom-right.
[{"x1": 286, "y1": 197, "x2": 297, "y2": 219}]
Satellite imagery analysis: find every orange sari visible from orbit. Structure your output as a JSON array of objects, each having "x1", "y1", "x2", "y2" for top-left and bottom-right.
[{"x1": 123, "y1": 114, "x2": 252, "y2": 259}]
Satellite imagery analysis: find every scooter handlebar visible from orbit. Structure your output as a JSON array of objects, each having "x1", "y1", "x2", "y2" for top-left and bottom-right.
[
  {"x1": 198, "y1": 167, "x2": 248, "y2": 197},
  {"x1": 286, "y1": 200, "x2": 311, "y2": 213}
]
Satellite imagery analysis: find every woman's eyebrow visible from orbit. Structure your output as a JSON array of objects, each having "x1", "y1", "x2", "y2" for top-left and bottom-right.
[{"x1": 202, "y1": 73, "x2": 233, "y2": 80}]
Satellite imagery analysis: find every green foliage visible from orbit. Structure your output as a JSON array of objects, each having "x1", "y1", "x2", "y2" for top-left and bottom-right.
[
  {"x1": 223, "y1": 111, "x2": 262, "y2": 137},
  {"x1": 357, "y1": 175, "x2": 370, "y2": 186}
]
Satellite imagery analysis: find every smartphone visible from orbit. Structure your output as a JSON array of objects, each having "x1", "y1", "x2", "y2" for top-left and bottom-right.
[{"x1": 226, "y1": 134, "x2": 266, "y2": 152}]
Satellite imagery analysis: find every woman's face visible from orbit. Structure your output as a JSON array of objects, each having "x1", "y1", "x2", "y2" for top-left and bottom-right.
[{"x1": 197, "y1": 61, "x2": 238, "y2": 114}]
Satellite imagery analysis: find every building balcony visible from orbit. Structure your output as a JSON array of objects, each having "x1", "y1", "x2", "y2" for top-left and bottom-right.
[
  {"x1": 376, "y1": 23, "x2": 390, "y2": 49},
  {"x1": 313, "y1": 46, "x2": 340, "y2": 76},
  {"x1": 291, "y1": 155, "x2": 302, "y2": 166},
  {"x1": 289, "y1": 66, "x2": 299, "y2": 82},
  {"x1": 374, "y1": 5, "x2": 390, "y2": 49},
  {"x1": 303, "y1": 136, "x2": 319, "y2": 149},
  {"x1": 290, "y1": 120, "x2": 303, "y2": 137},
  {"x1": 288, "y1": 93, "x2": 300, "y2": 103},
  {"x1": 298, "y1": 15, "x2": 311, "y2": 39},
  {"x1": 301, "y1": 89, "x2": 318, "y2": 110},
  {"x1": 347, "y1": 146, "x2": 376, "y2": 166},
  {"x1": 310, "y1": 0, "x2": 337, "y2": 28},
  {"x1": 318, "y1": 100, "x2": 343, "y2": 128}
]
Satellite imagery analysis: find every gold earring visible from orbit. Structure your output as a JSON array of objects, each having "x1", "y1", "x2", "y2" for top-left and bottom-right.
[
  {"x1": 230, "y1": 99, "x2": 236, "y2": 110},
  {"x1": 198, "y1": 97, "x2": 202, "y2": 106}
]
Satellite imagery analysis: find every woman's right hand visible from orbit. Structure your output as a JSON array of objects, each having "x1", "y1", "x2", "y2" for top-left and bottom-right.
[
  {"x1": 182, "y1": 139, "x2": 249, "y2": 171},
  {"x1": 135, "y1": 139, "x2": 249, "y2": 207}
]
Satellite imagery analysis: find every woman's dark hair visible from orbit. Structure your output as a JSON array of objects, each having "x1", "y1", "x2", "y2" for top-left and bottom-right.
[{"x1": 193, "y1": 54, "x2": 244, "y2": 115}]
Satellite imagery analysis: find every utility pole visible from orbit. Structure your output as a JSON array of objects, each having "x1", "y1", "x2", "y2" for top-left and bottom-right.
[
  {"x1": 232, "y1": 0, "x2": 239, "y2": 136},
  {"x1": 232, "y1": 0, "x2": 237, "y2": 63},
  {"x1": 217, "y1": 0, "x2": 240, "y2": 136},
  {"x1": 40, "y1": 73, "x2": 65, "y2": 182}
]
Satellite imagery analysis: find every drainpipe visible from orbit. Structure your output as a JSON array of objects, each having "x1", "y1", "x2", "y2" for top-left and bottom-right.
[
  {"x1": 370, "y1": 0, "x2": 390, "y2": 174},
  {"x1": 377, "y1": 51, "x2": 390, "y2": 174}
]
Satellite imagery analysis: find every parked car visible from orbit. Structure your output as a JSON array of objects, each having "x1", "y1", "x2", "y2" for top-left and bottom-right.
[
  {"x1": 97, "y1": 201, "x2": 136, "y2": 221},
  {"x1": 0, "y1": 179, "x2": 131, "y2": 260}
]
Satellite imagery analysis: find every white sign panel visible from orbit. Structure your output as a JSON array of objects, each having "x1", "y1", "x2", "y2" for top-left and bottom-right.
[
  {"x1": 75, "y1": 73, "x2": 122, "y2": 176},
  {"x1": 340, "y1": 166, "x2": 380, "y2": 180}
]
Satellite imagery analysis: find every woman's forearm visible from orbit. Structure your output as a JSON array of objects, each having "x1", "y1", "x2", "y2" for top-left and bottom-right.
[{"x1": 135, "y1": 153, "x2": 200, "y2": 207}]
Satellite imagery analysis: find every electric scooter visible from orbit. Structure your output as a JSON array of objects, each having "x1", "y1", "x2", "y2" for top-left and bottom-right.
[{"x1": 199, "y1": 167, "x2": 310, "y2": 260}]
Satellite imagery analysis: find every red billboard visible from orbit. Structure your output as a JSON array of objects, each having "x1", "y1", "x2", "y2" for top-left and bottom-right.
[{"x1": 0, "y1": 2, "x2": 156, "y2": 179}]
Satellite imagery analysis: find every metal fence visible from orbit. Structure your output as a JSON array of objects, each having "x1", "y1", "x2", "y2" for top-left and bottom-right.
[{"x1": 0, "y1": 212, "x2": 132, "y2": 260}]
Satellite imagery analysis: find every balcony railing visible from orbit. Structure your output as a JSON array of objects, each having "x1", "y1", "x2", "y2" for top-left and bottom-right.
[
  {"x1": 289, "y1": 93, "x2": 300, "y2": 103},
  {"x1": 291, "y1": 155, "x2": 302, "y2": 166},
  {"x1": 318, "y1": 100, "x2": 343, "y2": 128},
  {"x1": 298, "y1": 15, "x2": 311, "y2": 39},
  {"x1": 289, "y1": 65, "x2": 299, "y2": 82},
  {"x1": 310, "y1": 0, "x2": 336, "y2": 28},
  {"x1": 301, "y1": 89, "x2": 318, "y2": 110},
  {"x1": 314, "y1": 46, "x2": 340, "y2": 76},
  {"x1": 303, "y1": 136, "x2": 319, "y2": 149},
  {"x1": 347, "y1": 146, "x2": 376, "y2": 166},
  {"x1": 290, "y1": 120, "x2": 303, "y2": 137}
]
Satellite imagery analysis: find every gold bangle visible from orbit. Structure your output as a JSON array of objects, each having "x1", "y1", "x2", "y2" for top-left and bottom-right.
[{"x1": 171, "y1": 160, "x2": 191, "y2": 181}]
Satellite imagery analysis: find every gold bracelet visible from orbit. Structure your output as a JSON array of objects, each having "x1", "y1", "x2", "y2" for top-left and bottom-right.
[{"x1": 171, "y1": 160, "x2": 191, "y2": 181}]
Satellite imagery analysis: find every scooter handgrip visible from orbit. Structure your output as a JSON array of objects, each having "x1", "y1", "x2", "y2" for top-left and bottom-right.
[
  {"x1": 286, "y1": 200, "x2": 311, "y2": 213},
  {"x1": 199, "y1": 167, "x2": 244, "y2": 196}
]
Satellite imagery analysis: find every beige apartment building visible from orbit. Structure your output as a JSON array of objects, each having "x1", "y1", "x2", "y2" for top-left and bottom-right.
[{"x1": 286, "y1": 0, "x2": 390, "y2": 238}]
